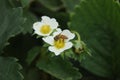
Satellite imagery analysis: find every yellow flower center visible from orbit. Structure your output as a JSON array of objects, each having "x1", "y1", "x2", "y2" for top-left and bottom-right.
[
  {"x1": 40, "y1": 25, "x2": 51, "y2": 34},
  {"x1": 54, "y1": 38, "x2": 65, "y2": 49}
]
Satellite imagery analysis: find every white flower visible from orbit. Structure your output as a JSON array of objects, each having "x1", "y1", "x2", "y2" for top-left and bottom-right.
[
  {"x1": 42, "y1": 28, "x2": 75, "y2": 56},
  {"x1": 33, "y1": 16, "x2": 59, "y2": 36}
]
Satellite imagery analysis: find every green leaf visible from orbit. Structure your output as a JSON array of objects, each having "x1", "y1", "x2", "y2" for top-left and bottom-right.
[
  {"x1": 26, "y1": 47, "x2": 40, "y2": 65},
  {"x1": 38, "y1": 0, "x2": 63, "y2": 11},
  {"x1": 0, "y1": 57, "x2": 23, "y2": 80},
  {"x1": 61, "y1": 0, "x2": 80, "y2": 12},
  {"x1": 8, "y1": 0, "x2": 21, "y2": 8},
  {"x1": 70, "y1": 0, "x2": 120, "y2": 78},
  {"x1": 23, "y1": 68, "x2": 42, "y2": 80},
  {"x1": 0, "y1": 0, "x2": 24, "y2": 54},
  {"x1": 20, "y1": 0, "x2": 34, "y2": 8},
  {"x1": 22, "y1": 11, "x2": 37, "y2": 34},
  {"x1": 36, "y1": 56, "x2": 82, "y2": 80}
]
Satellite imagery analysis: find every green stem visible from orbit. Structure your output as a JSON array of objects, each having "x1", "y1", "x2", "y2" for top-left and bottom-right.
[{"x1": 72, "y1": 31, "x2": 81, "y2": 42}]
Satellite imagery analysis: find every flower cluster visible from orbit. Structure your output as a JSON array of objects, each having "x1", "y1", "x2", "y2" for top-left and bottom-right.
[
  {"x1": 33, "y1": 16, "x2": 75, "y2": 56},
  {"x1": 33, "y1": 16, "x2": 89, "y2": 56}
]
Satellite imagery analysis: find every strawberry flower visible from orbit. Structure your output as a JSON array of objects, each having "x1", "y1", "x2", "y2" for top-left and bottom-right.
[
  {"x1": 42, "y1": 28, "x2": 75, "y2": 55},
  {"x1": 33, "y1": 16, "x2": 59, "y2": 36}
]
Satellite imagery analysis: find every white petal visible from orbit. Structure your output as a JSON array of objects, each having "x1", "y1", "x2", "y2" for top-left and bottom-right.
[
  {"x1": 61, "y1": 30, "x2": 75, "y2": 41},
  {"x1": 48, "y1": 18, "x2": 59, "y2": 29},
  {"x1": 51, "y1": 18, "x2": 57, "y2": 22},
  {"x1": 41, "y1": 16, "x2": 51, "y2": 23},
  {"x1": 42, "y1": 36, "x2": 54, "y2": 45},
  {"x1": 33, "y1": 22, "x2": 43, "y2": 30},
  {"x1": 48, "y1": 46, "x2": 64, "y2": 56},
  {"x1": 53, "y1": 28, "x2": 62, "y2": 37},
  {"x1": 37, "y1": 31, "x2": 52, "y2": 36},
  {"x1": 64, "y1": 42, "x2": 73, "y2": 50},
  {"x1": 33, "y1": 22, "x2": 45, "y2": 35},
  {"x1": 34, "y1": 31, "x2": 43, "y2": 35},
  {"x1": 41, "y1": 16, "x2": 58, "y2": 29}
]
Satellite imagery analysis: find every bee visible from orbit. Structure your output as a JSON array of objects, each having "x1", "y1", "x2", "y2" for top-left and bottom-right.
[{"x1": 54, "y1": 34, "x2": 68, "y2": 41}]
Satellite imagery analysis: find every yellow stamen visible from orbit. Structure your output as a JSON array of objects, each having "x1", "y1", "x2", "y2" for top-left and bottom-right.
[
  {"x1": 54, "y1": 39, "x2": 65, "y2": 49},
  {"x1": 40, "y1": 25, "x2": 51, "y2": 34}
]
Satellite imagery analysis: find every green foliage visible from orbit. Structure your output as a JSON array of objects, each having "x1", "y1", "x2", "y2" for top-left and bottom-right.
[
  {"x1": 38, "y1": 0, "x2": 63, "y2": 11},
  {"x1": 1, "y1": 0, "x2": 120, "y2": 80},
  {"x1": 36, "y1": 56, "x2": 82, "y2": 80},
  {"x1": 61, "y1": 0, "x2": 80, "y2": 12},
  {"x1": 70, "y1": 0, "x2": 120, "y2": 78},
  {"x1": 26, "y1": 47, "x2": 40, "y2": 65},
  {"x1": 64, "y1": 48, "x2": 89, "y2": 62},
  {"x1": 24, "y1": 68, "x2": 42, "y2": 80},
  {"x1": 20, "y1": 0, "x2": 34, "y2": 8},
  {"x1": 8, "y1": 0, "x2": 21, "y2": 7},
  {"x1": 0, "y1": 0, "x2": 24, "y2": 54},
  {"x1": 22, "y1": 11, "x2": 37, "y2": 34},
  {"x1": 0, "y1": 57, "x2": 23, "y2": 80}
]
